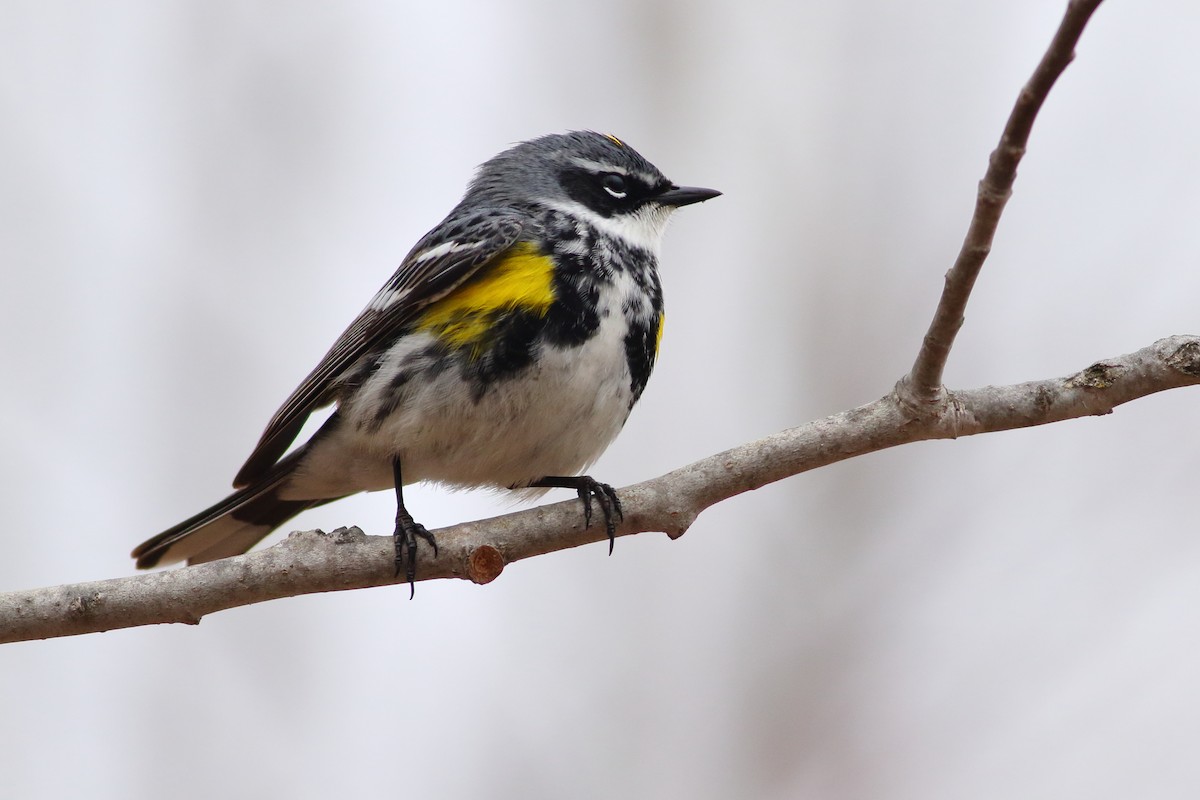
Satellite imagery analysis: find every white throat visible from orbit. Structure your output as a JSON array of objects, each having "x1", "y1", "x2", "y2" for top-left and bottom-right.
[{"x1": 546, "y1": 200, "x2": 674, "y2": 254}]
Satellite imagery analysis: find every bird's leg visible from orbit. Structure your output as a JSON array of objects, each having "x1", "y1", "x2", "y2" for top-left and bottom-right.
[
  {"x1": 527, "y1": 475, "x2": 623, "y2": 554},
  {"x1": 393, "y1": 458, "x2": 437, "y2": 598}
]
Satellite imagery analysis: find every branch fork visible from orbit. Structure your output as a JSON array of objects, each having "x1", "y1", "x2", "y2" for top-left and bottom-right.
[{"x1": 10, "y1": 0, "x2": 1191, "y2": 646}]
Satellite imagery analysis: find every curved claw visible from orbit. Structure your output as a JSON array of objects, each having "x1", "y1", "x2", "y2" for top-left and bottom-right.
[
  {"x1": 392, "y1": 458, "x2": 437, "y2": 599},
  {"x1": 393, "y1": 513, "x2": 436, "y2": 600},
  {"x1": 576, "y1": 479, "x2": 623, "y2": 554},
  {"x1": 528, "y1": 475, "x2": 623, "y2": 555}
]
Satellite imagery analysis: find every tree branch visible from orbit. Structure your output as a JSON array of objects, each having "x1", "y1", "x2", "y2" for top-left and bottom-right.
[
  {"x1": 901, "y1": 0, "x2": 1106, "y2": 406},
  {"x1": 7, "y1": 0, "x2": 1179, "y2": 645},
  {"x1": 3, "y1": 335, "x2": 1198, "y2": 643}
]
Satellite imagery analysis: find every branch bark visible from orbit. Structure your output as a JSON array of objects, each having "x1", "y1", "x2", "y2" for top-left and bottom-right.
[
  {"x1": 7, "y1": 0, "x2": 1178, "y2": 645},
  {"x1": 901, "y1": 0, "x2": 1106, "y2": 406},
  {"x1": 3, "y1": 335, "x2": 1197, "y2": 643}
]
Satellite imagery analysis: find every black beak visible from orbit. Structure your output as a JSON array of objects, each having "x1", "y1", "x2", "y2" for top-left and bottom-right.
[{"x1": 657, "y1": 185, "x2": 722, "y2": 207}]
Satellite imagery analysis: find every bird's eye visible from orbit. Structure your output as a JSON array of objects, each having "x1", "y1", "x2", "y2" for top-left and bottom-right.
[{"x1": 601, "y1": 174, "x2": 627, "y2": 199}]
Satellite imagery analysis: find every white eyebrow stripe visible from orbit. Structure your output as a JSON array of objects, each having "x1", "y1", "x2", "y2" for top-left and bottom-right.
[
  {"x1": 569, "y1": 157, "x2": 628, "y2": 175},
  {"x1": 566, "y1": 159, "x2": 664, "y2": 190}
]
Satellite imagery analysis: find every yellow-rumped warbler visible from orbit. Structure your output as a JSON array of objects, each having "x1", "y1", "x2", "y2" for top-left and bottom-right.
[{"x1": 132, "y1": 131, "x2": 719, "y2": 590}]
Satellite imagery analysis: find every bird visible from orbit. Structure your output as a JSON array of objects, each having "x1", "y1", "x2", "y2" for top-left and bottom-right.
[{"x1": 132, "y1": 131, "x2": 720, "y2": 594}]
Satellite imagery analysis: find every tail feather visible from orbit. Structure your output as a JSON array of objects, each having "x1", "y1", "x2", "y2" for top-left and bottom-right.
[{"x1": 133, "y1": 459, "x2": 344, "y2": 569}]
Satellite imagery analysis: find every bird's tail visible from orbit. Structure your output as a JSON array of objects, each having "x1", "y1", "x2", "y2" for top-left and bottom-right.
[{"x1": 132, "y1": 457, "x2": 344, "y2": 569}]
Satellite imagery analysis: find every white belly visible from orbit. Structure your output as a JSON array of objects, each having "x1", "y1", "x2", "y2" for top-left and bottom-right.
[{"x1": 281, "y1": 316, "x2": 635, "y2": 499}]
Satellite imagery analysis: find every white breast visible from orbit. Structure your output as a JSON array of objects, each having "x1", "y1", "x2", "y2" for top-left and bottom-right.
[{"x1": 282, "y1": 277, "x2": 641, "y2": 499}]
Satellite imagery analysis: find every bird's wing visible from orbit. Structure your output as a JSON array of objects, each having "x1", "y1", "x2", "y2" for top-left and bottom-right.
[{"x1": 232, "y1": 209, "x2": 526, "y2": 487}]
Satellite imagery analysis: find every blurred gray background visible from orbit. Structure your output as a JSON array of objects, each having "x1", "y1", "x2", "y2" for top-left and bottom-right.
[{"x1": 3, "y1": 1, "x2": 1199, "y2": 798}]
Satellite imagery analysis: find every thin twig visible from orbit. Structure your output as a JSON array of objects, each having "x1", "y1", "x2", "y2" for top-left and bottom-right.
[
  {"x1": 902, "y1": 0, "x2": 1106, "y2": 406},
  {"x1": 4, "y1": 0, "x2": 1169, "y2": 645},
  {"x1": 3, "y1": 335, "x2": 1197, "y2": 643}
]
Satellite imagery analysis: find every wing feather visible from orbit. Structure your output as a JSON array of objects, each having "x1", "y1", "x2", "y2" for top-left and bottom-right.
[{"x1": 232, "y1": 210, "x2": 526, "y2": 487}]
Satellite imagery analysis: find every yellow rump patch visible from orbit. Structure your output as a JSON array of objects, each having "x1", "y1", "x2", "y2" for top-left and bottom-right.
[
  {"x1": 417, "y1": 242, "x2": 555, "y2": 354},
  {"x1": 655, "y1": 312, "x2": 665, "y2": 355}
]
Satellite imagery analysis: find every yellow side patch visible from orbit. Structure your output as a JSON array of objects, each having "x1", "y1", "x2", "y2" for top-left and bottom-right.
[
  {"x1": 655, "y1": 312, "x2": 665, "y2": 355},
  {"x1": 416, "y1": 242, "x2": 555, "y2": 354}
]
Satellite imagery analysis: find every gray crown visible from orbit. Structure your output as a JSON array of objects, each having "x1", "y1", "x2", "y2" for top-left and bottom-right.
[{"x1": 461, "y1": 131, "x2": 668, "y2": 208}]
